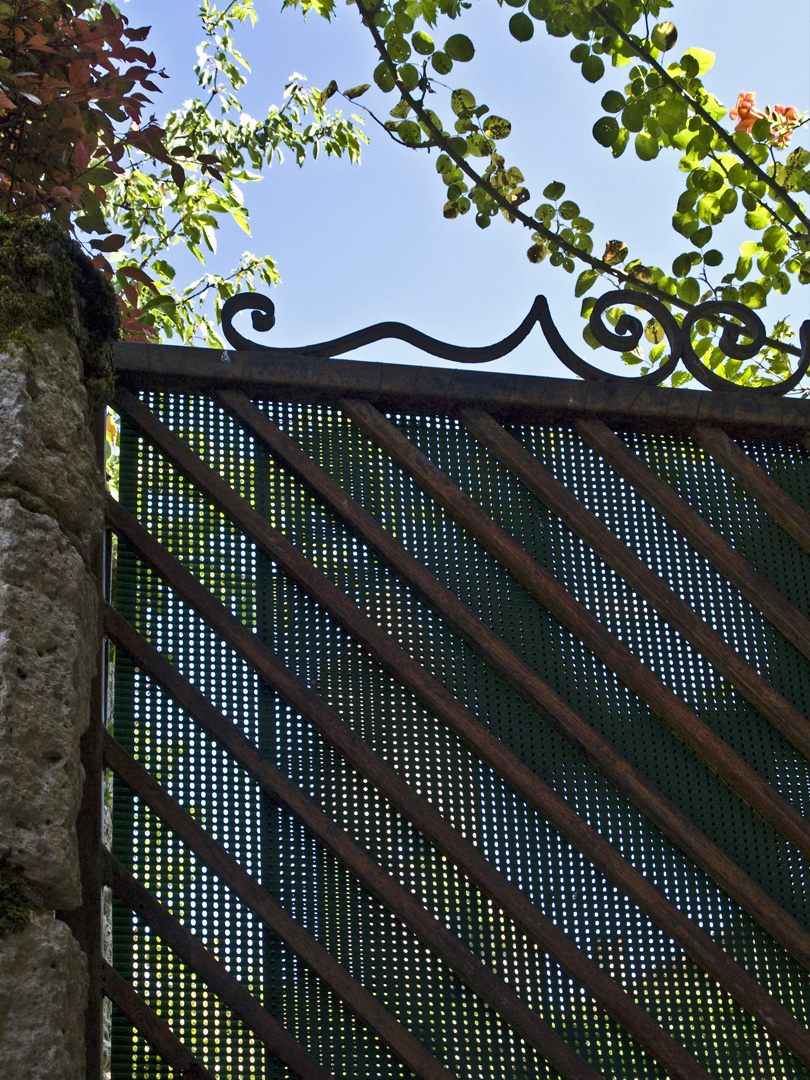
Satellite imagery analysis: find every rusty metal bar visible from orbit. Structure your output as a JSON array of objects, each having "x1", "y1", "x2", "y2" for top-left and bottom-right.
[
  {"x1": 217, "y1": 388, "x2": 810, "y2": 974},
  {"x1": 340, "y1": 397, "x2": 810, "y2": 863},
  {"x1": 59, "y1": 406, "x2": 108, "y2": 1080},
  {"x1": 106, "y1": 493, "x2": 810, "y2": 1072},
  {"x1": 463, "y1": 407, "x2": 810, "y2": 761},
  {"x1": 576, "y1": 419, "x2": 810, "y2": 696},
  {"x1": 102, "y1": 708, "x2": 610, "y2": 1080},
  {"x1": 112, "y1": 340, "x2": 810, "y2": 439},
  {"x1": 101, "y1": 961, "x2": 217, "y2": 1080},
  {"x1": 103, "y1": 849, "x2": 337, "y2": 1080},
  {"x1": 696, "y1": 424, "x2": 810, "y2": 558},
  {"x1": 103, "y1": 732, "x2": 460, "y2": 1080}
]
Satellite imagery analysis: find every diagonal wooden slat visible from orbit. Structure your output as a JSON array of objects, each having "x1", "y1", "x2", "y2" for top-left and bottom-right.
[
  {"x1": 696, "y1": 424, "x2": 810, "y2": 558},
  {"x1": 339, "y1": 397, "x2": 810, "y2": 863},
  {"x1": 101, "y1": 961, "x2": 218, "y2": 1080},
  {"x1": 576, "y1": 418, "x2": 810, "y2": 751},
  {"x1": 216, "y1": 387, "x2": 810, "y2": 974},
  {"x1": 106, "y1": 494, "x2": 718, "y2": 1079},
  {"x1": 104, "y1": 732, "x2": 461, "y2": 1080},
  {"x1": 462, "y1": 407, "x2": 810, "y2": 761},
  {"x1": 107, "y1": 489, "x2": 810, "y2": 1072},
  {"x1": 103, "y1": 850, "x2": 337, "y2": 1080},
  {"x1": 104, "y1": 605, "x2": 612, "y2": 1080}
]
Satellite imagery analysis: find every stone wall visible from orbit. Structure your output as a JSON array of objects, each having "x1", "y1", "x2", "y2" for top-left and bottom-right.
[{"x1": 0, "y1": 221, "x2": 115, "y2": 1080}]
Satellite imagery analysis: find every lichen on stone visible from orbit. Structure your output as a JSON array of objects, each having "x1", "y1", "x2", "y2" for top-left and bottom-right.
[
  {"x1": 0, "y1": 859, "x2": 33, "y2": 939},
  {"x1": 0, "y1": 217, "x2": 119, "y2": 407}
]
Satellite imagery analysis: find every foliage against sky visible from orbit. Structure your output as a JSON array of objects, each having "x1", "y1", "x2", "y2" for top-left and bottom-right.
[
  {"x1": 0, "y1": 0, "x2": 366, "y2": 341},
  {"x1": 0, "y1": 0, "x2": 807, "y2": 386},
  {"x1": 280, "y1": 0, "x2": 809, "y2": 387}
]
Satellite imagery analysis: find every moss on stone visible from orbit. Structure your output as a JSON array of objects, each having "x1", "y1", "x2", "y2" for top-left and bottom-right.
[
  {"x1": 0, "y1": 860, "x2": 32, "y2": 939},
  {"x1": 0, "y1": 217, "x2": 119, "y2": 407}
]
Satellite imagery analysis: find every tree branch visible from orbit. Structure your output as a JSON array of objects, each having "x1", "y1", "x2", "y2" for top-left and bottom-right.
[{"x1": 358, "y1": 4, "x2": 801, "y2": 356}]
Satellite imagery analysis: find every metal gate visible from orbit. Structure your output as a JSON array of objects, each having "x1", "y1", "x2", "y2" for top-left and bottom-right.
[{"x1": 90, "y1": 297, "x2": 810, "y2": 1079}]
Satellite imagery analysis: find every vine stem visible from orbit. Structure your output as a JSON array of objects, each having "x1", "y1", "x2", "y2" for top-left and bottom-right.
[
  {"x1": 597, "y1": 5, "x2": 810, "y2": 235},
  {"x1": 357, "y1": 4, "x2": 801, "y2": 357}
]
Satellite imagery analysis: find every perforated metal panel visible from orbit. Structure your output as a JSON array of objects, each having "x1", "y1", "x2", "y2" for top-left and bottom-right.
[{"x1": 106, "y1": 380, "x2": 810, "y2": 1080}]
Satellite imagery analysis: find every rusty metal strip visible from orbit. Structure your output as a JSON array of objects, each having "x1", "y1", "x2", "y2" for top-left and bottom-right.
[
  {"x1": 104, "y1": 732, "x2": 459, "y2": 1080},
  {"x1": 59, "y1": 410, "x2": 109, "y2": 1079},
  {"x1": 216, "y1": 388, "x2": 810, "y2": 974},
  {"x1": 111, "y1": 340, "x2": 810, "y2": 439},
  {"x1": 577, "y1": 418, "x2": 810, "y2": 753},
  {"x1": 101, "y1": 961, "x2": 218, "y2": 1080},
  {"x1": 463, "y1": 407, "x2": 810, "y2": 762},
  {"x1": 339, "y1": 397, "x2": 810, "y2": 864},
  {"x1": 695, "y1": 424, "x2": 810, "y2": 558},
  {"x1": 106, "y1": 493, "x2": 810, "y2": 1072},
  {"x1": 104, "y1": 606, "x2": 609, "y2": 1080},
  {"x1": 103, "y1": 849, "x2": 337, "y2": 1080}
]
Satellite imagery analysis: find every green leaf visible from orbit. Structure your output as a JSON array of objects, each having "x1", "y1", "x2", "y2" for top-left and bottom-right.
[
  {"x1": 445, "y1": 33, "x2": 475, "y2": 61},
  {"x1": 558, "y1": 200, "x2": 579, "y2": 220},
  {"x1": 739, "y1": 281, "x2": 766, "y2": 308},
  {"x1": 762, "y1": 225, "x2": 789, "y2": 253},
  {"x1": 751, "y1": 116, "x2": 771, "y2": 142},
  {"x1": 398, "y1": 120, "x2": 421, "y2": 144},
  {"x1": 483, "y1": 116, "x2": 512, "y2": 140},
  {"x1": 612, "y1": 127, "x2": 630, "y2": 158},
  {"x1": 543, "y1": 181, "x2": 565, "y2": 200},
  {"x1": 744, "y1": 206, "x2": 772, "y2": 230},
  {"x1": 451, "y1": 88, "x2": 476, "y2": 116},
  {"x1": 509, "y1": 13, "x2": 534, "y2": 41},
  {"x1": 682, "y1": 47, "x2": 715, "y2": 74},
  {"x1": 635, "y1": 132, "x2": 659, "y2": 160},
  {"x1": 581, "y1": 55, "x2": 605, "y2": 83},
  {"x1": 719, "y1": 188, "x2": 738, "y2": 214},
  {"x1": 431, "y1": 52, "x2": 453, "y2": 74},
  {"x1": 697, "y1": 193, "x2": 724, "y2": 225},
  {"x1": 677, "y1": 277, "x2": 700, "y2": 304},
  {"x1": 344, "y1": 84, "x2": 371, "y2": 100},
  {"x1": 621, "y1": 101, "x2": 646, "y2": 132},
  {"x1": 399, "y1": 63, "x2": 419, "y2": 89},
  {"x1": 593, "y1": 116, "x2": 619, "y2": 147},
  {"x1": 575, "y1": 269, "x2": 598, "y2": 297},
  {"x1": 412, "y1": 31, "x2": 434, "y2": 55},
  {"x1": 570, "y1": 43, "x2": 590, "y2": 63},
  {"x1": 601, "y1": 90, "x2": 625, "y2": 113},
  {"x1": 688, "y1": 225, "x2": 712, "y2": 247},
  {"x1": 373, "y1": 61, "x2": 395, "y2": 92}
]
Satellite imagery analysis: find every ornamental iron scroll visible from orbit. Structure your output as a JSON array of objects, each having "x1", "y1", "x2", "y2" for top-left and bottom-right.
[{"x1": 221, "y1": 290, "x2": 810, "y2": 395}]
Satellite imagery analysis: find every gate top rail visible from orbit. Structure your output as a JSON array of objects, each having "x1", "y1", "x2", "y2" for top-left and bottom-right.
[
  {"x1": 114, "y1": 340, "x2": 810, "y2": 440},
  {"x1": 114, "y1": 289, "x2": 810, "y2": 437}
]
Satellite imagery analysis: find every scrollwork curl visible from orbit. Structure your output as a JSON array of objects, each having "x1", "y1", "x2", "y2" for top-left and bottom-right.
[
  {"x1": 584, "y1": 291, "x2": 682, "y2": 384},
  {"x1": 222, "y1": 292, "x2": 276, "y2": 352}
]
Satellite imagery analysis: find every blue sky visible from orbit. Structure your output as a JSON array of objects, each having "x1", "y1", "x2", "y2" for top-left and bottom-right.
[{"x1": 122, "y1": 0, "x2": 810, "y2": 377}]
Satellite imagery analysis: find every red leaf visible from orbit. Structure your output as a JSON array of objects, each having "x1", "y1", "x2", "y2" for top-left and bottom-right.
[
  {"x1": 117, "y1": 265, "x2": 159, "y2": 293},
  {"x1": 92, "y1": 254, "x2": 113, "y2": 277},
  {"x1": 90, "y1": 234, "x2": 126, "y2": 252},
  {"x1": 170, "y1": 162, "x2": 185, "y2": 190}
]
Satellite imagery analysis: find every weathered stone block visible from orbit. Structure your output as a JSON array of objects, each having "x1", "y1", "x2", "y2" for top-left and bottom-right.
[
  {"x1": 0, "y1": 912, "x2": 87, "y2": 1080},
  {"x1": 0, "y1": 331, "x2": 103, "y2": 563},
  {"x1": 0, "y1": 498, "x2": 98, "y2": 909}
]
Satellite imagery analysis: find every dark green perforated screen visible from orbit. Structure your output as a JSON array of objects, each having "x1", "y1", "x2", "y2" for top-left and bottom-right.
[{"x1": 111, "y1": 392, "x2": 810, "y2": 1079}]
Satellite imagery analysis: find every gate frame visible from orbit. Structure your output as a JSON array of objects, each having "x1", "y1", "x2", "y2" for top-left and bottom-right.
[{"x1": 80, "y1": 335, "x2": 810, "y2": 1080}]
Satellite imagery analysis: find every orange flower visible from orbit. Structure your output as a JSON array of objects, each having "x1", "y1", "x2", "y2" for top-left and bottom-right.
[
  {"x1": 768, "y1": 104, "x2": 801, "y2": 147},
  {"x1": 772, "y1": 104, "x2": 799, "y2": 123},
  {"x1": 729, "y1": 91, "x2": 764, "y2": 133}
]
